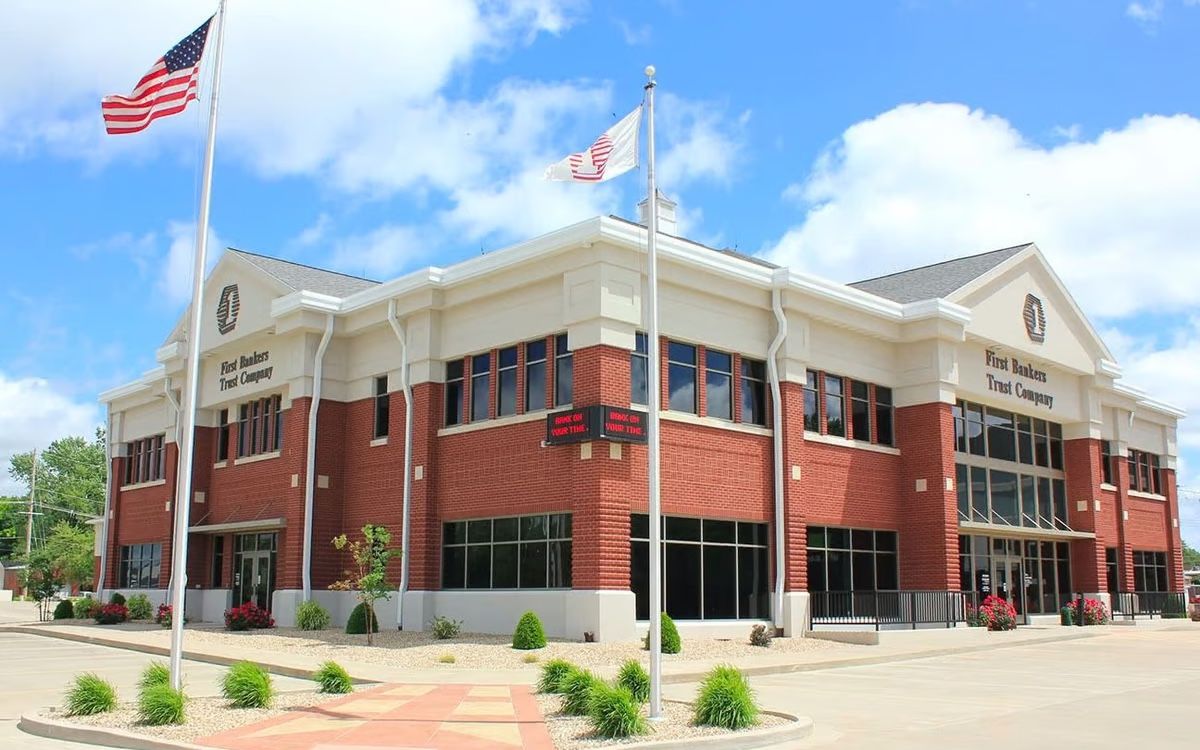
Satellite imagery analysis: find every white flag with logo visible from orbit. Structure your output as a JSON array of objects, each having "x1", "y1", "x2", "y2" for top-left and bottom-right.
[{"x1": 545, "y1": 105, "x2": 642, "y2": 183}]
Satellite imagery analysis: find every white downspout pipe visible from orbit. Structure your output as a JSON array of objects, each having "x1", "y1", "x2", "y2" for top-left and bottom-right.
[
  {"x1": 386, "y1": 300, "x2": 414, "y2": 630},
  {"x1": 162, "y1": 377, "x2": 184, "y2": 603},
  {"x1": 766, "y1": 284, "x2": 788, "y2": 632},
  {"x1": 96, "y1": 404, "x2": 114, "y2": 600},
  {"x1": 302, "y1": 314, "x2": 335, "y2": 601}
]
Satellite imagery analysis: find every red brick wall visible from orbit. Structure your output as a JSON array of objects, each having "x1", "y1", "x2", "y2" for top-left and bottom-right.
[
  {"x1": 894, "y1": 402, "x2": 958, "y2": 590},
  {"x1": 1063, "y1": 438, "x2": 1106, "y2": 593}
]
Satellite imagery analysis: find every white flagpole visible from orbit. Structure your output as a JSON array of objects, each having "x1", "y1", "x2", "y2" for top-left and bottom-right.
[
  {"x1": 643, "y1": 64, "x2": 664, "y2": 720},
  {"x1": 168, "y1": 0, "x2": 228, "y2": 692}
]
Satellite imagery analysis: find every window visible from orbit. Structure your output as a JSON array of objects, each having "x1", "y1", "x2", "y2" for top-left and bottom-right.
[
  {"x1": 373, "y1": 376, "x2": 389, "y2": 439},
  {"x1": 850, "y1": 380, "x2": 871, "y2": 441},
  {"x1": 806, "y1": 526, "x2": 899, "y2": 593},
  {"x1": 959, "y1": 535, "x2": 1072, "y2": 615},
  {"x1": 954, "y1": 400, "x2": 1065, "y2": 470},
  {"x1": 237, "y1": 395, "x2": 282, "y2": 457},
  {"x1": 497, "y1": 346, "x2": 517, "y2": 417},
  {"x1": 740, "y1": 358, "x2": 766, "y2": 426},
  {"x1": 554, "y1": 334, "x2": 572, "y2": 406},
  {"x1": 525, "y1": 339, "x2": 546, "y2": 412},
  {"x1": 125, "y1": 435, "x2": 165, "y2": 485},
  {"x1": 118, "y1": 543, "x2": 162, "y2": 588},
  {"x1": 985, "y1": 408, "x2": 1016, "y2": 463},
  {"x1": 631, "y1": 514, "x2": 769, "y2": 620},
  {"x1": 1132, "y1": 550, "x2": 1168, "y2": 592},
  {"x1": 1128, "y1": 449, "x2": 1162, "y2": 494},
  {"x1": 631, "y1": 332, "x2": 649, "y2": 405},
  {"x1": 1101, "y1": 440, "x2": 1114, "y2": 486},
  {"x1": 874, "y1": 386, "x2": 893, "y2": 446},
  {"x1": 442, "y1": 513, "x2": 572, "y2": 590},
  {"x1": 667, "y1": 341, "x2": 697, "y2": 413},
  {"x1": 803, "y1": 371, "x2": 820, "y2": 432},
  {"x1": 211, "y1": 535, "x2": 225, "y2": 588},
  {"x1": 705, "y1": 349, "x2": 733, "y2": 421},
  {"x1": 470, "y1": 353, "x2": 490, "y2": 422},
  {"x1": 956, "y1": 462, "x2": 1069, "y2": 531},
  {"x1": 824, "y1": 374, "x2": 845, "y2": 437},
  {"x1": 1105, "y1": 547, "x2": 1119, "y2": 595},
  {"x1": 445, "y1": 359, "x2": 464, "y2": 426},
  {"x1": 217, "y1": 409, "x2": 230, "y2": 462}
]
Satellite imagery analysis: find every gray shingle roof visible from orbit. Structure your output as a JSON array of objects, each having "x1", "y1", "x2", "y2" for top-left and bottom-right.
[
  {"x1": 230, "y1": 248, "x2": 380, "y2": 298},
  {"x1": 849, "y1": 244, "x2": 1031, "y2": 303}
]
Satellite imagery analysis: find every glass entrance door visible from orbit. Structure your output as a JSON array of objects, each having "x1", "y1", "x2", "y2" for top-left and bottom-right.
[
  {"x1": 991, "y1": 556, "x2": 1025, "y2": 624},
  {"x1": 232, "y1": 533, "x2": 277, "y2": 611}
]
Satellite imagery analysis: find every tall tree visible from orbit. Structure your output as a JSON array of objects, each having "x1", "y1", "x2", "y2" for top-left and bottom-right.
[
  {"x1": 7, "y1": 428, "x2": 106, "y2": 551},
  {"x1": 1183, "y1": 541, "x2": 1200, "y2": 571}
]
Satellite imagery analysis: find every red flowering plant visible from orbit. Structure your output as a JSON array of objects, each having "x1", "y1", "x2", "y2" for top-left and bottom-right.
[
  {"x1": 95, "y1": 603, "x2": 128, "y2": 625},
  {"x1": 155, "y1": 603, "x2": 173, "y2": 628},
  {"x1": 975, "y1": 595, "x2": 1018, "y2": 631},
  {"x1": 1062, "y1": 598, "x2": 1109, "y2": 625},
  {"x1": 224, "y1": 602, "x2": 275, "y2": 631}
]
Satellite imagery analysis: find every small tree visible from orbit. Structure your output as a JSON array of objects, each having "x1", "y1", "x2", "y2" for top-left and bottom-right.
[
  {"x1": 23, "y1": 553, "x2": 64, "y2": 621},
  {"x1": 329, "y1": 524, "x2": 399, "y2": 646}
]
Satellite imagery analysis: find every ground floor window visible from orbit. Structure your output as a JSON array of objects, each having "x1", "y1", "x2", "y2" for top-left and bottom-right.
[
  {"x1": 442, "y1": 513, "x2": 572, "y2": 590},
  {"x1": 959, "y1": 535, "x2": 1071, "y2": 616},
  {"x1": 232, "y1": 533, "x2": 277, "y2": 611},
  {"x1": 806, "y1": 526, "x2": 898, "y2": 592},
  {"x1": 118, "y1": 543, "x2": 162, "y2": 588},
  {"x1": 1105, "y1": 547, "x2": 1119, "y2": 595},
  {"x1": 630, "y1": 514, "x2": 769, "y2": 621},
  {"x1": 1132, "y1": 550, "x2": 1168, "y2": 592}
]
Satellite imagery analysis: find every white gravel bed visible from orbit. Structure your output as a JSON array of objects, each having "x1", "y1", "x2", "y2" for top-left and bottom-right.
[
  {"x1": 536, "y1": 694, "x2": 790, "y2": 749},
  {"x1": 47, "y1": 689, "x2": 356, "y2": 744}
]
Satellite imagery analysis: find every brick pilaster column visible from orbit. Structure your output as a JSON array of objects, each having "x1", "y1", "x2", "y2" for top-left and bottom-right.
[
  {"x1": 1164, "y1": 469, "x2": 1185, "y2": 590},
  {"x1": 1111, "y1": 453, "x2": 1135, "y2": 591},
  {"x1": 407, "y1": 382, "x2": 441, "y2": 590},
  {"x1": 779, "y1": 380, "x2": 807, "y2": 592},
  {"x1": 895, "y1": 402, "x2": 958, "y2": 590},
  {"x1": 1063, "y1": 438, "x2": 1106, "y2": 593}
]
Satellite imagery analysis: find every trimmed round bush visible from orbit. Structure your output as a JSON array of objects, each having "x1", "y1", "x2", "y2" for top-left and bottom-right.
[
  {"x1": 126, "y1": 594, "x2": 152, "y2": 621},
  {"x1": 587, "y1": 682, "x2": 647, "y2": 739},
  {"x1": 138, "y1": 683, "x2": 186, "y2": 726},
  {"x1": 537, "y1": 659, "x2": 574, "y2": 694},
  {"x1": 64, "y1": 673, "x2": 117, "y2": 716},
  {"x1": 139, "y1": 662, "x2": 170, "y2": 690},
  {"x1": 296, "y1": 600, "x2": 331, "y2": 631},
  {"x1": 661, "y1": 613, "x2": 681, "y2": 654},
  {"x1": 560, "y1": 667, "x2": 603, "y2": 716},
  {"x1": 512, "y1": 611, "x2": 547, "y2": 650},
  {"x1": 108, "y1": 592, "x2": 126, "y2": 606},
  {"x1": 222, "y1": 661, "x2": 274, "y2": 709},
  {"x1": 693, "y1": 664, "x2": 759, "y2": 730},
  {"x1": 345, "y1": 603, "x2": 379, "y2": 634},
  {"x1": 616, "y1": 660, "x2": 649, "y2": 703},
  {"x1": 53, "y1": 599, "x2": 75, "y2": 620},
  {"x1": 314, "y1": 661, "x2": 353, "y2": 694}
]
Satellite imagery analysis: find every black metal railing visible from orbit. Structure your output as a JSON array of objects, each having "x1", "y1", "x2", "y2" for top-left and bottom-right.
[
  {"x1": 809, "y1": 590, "x2": 980, "y2": 630},
  {"x1": 1110, "y1": 591, "x2": 1188, "y2": 620}
]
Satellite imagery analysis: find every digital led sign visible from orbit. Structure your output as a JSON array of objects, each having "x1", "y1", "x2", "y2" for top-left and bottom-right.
[{"x1": 545, "y1": 405, "x2": 648, "y2": 445}]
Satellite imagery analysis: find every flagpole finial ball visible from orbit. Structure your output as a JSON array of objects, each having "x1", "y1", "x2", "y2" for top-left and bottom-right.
[{"x1": 644, "y1": 65, "x2": 655, "y2": 78}]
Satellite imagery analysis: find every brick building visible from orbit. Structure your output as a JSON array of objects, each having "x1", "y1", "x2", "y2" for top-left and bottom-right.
[{"x1": 97, "y1": 198, "x2": 1185, "y2": 639}]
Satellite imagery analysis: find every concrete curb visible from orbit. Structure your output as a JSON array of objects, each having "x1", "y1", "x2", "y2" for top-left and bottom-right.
[
  {"x1": 18, "y1": 712, "x2": 212, "y2": 750},
  {"x1": 609, "y1": 704, "x2": 813, "y2": 749}
]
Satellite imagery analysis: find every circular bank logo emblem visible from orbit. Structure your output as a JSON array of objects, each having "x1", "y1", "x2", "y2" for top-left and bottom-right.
[
  {"x1": 1023, "y1": 293, "x2": 1046, "y2": 343},
  {"x1": 216, "y1": 284, "x2": 240, "y2": 336}
]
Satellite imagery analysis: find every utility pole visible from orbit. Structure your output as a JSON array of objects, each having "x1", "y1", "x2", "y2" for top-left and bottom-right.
[{"x1": 25, "y1": 448, "x2": 37, "y2": 557}]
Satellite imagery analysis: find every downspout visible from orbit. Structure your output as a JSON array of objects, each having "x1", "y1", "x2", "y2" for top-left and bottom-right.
[
  {"x1": 302, "y1": 314, "x2": 335, "y2": 601},
  {"x1": 386, "y1": 300, "x2": 414, "y2": 630},
  {"x1": 163, "y1": 377, "x2": 183, "y2": 602},
  {"x1": 96, "y1": 404, "x2": 114, "y2": 600},
  {"x1": 766, "y1": 284, "x2": 788, "y2": 632}
]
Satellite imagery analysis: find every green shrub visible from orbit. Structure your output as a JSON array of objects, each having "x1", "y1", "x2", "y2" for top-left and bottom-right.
[
  {"x1": 560, "y1": 668, "x2": 603, "y2": 716},
  {"x1": 126, "y1": 594, "x2": 152, "y2": 620},
  {"x1": 64, "y1": 673, "x2": 117, "y2": 716},
  {"x1": 642, "y1": 613, "x2": 682, "y2": 654},
  {"x1": 222, "y1": 661, "x2": 274, "y2": 709},
  {"x1": 138, "y1": 683, "x2": 186, "y2": 726},
  {"x1": 430, "y1": 615, "x2": 462, "y2": 640},
  {"x1": 74, "y1": 597, "x2": 99, "y2": 619},
  {"x1": 314, "y1": 661, "x2": 353, "y2": 694},
  {"x1": 296, "y1": 600, "x2": 331, "y2": 631},
  {"x1": 749, "y1": 624, "x2": 773, "y2": 648},
  {"x1": 139, "y1": 662, "x2": 170, "y2": 690},
  {"x1": 693, "y1": 664, "x2": 759, "y2": 730},
  {"x1": 512, "y1": 611, "x2": 547, "y2": 650},
  {"x1": 587, "y1": 682, "x2": 647, "y2": 739},
  {"x1": 53, "y1": 599, "x2": 75, "y2": 620},
  {"x1": 616, "y1": 660, "x2": 649, "y2": 703},
  {"x1": 345, "y1": 602, "x2": 379, "y2": 634},
  {"x1": 109, "y1": 592, "x2": 126, "y2": 606},
  {"x1": 537, "y1": 659, "x2": 574, "y2": 694}
]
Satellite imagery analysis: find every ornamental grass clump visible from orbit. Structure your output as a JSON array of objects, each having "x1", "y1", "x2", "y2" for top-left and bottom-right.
[
  {"x1": 430, "y1": 615, "x2": 462, "y2": 640},
  {"x1": 138, "y1": 683, "x2": 186, "y2": 726},
  {"x1": 560, "y1": 667, "x2": 604, "y2": 716},
  {"x1": 587, "y1": 681, "x2": 647, "y2": 739},
  {"x1": 537, "y1": 659, "x2": 574, "y2": 694},
  {"x1": 693, "y1": 664, "x2": 759, "y2": 730},
  {"x1": 314, "y1": 661, "x2": 353, "y2": 694},
  {"x1": 126, "y1": 593, "x2": 153, "y2": 620},
  {"x1": 222, "y1": 661, "x2": 274, "y2": 709},
  {"x1": 74, "y1": 597, "x2": 100, "y2": 619},
  {"x1": 139, "y1": 662, "x2": 170, "y2": 690},
  {"x1": 616, "y1": 660, "x2": 649, "y2": 703},
  {"x1": 295, "y1": 600, "x2": 331, "y2": 631},
  {"x1": 512, "y1": 611, "x2": 547, "y2": 650},
  {"x1": 64, "y1": 673, "x2": 117, "y2": 716}
]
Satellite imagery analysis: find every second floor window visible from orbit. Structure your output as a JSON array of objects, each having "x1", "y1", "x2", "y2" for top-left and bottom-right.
[
  {"x1": 741, "y1": 358, "x2": 766, "y2": 426},
  {"x1": 631, "y1": 332, "x2": 648, "y2": 405},
  {"x1": 216, "y1": 409, "x2": 230, "y2": 462},
  {"x1": 554, "y1": 333, "x2": 572, "y2": 406},
  {"x1": 667, "y1": 341, "x2": 697, "y2": 413},
  {"x1": 445, "y1": 360, "x2": 464, "y2": 426},
  {"x1": 850, "y1": 379, "x2": 871, "y2": 441},
  {"x1": 1128, "y1": 449, "x2": 1162, "y2": 495},
  {"x1": 471, "y1": 353, "x2": 490, "y2": 422},
  {"x1": 125, "y1": 434, "x2": 165, "y2": 485},
  {"x1": 525, "y1": 339, "x2": 547, "y2": 412},
  {"x1": 238, "y1": 395, "x2": 282, "y2": 457},
  {"x1": 875, "y1": 386, "x2": 893, "y2": 446},
  {"x1": 705, "y1": 349, "x2": 733, "y2": 421},
  {"x1": 497, "y1": 346, "x2": 517, "y2": 417},
  {"x1": 803, "y1": 371, "x2": 820, "y2": 432},
  {"x1": 1101, "y1": 440, "x2": 1114, "y2": 485},
  {"x1": 824, "y1": 374, "x2": 845, "y2": 437},
  {"x1": 373, "y1": 375, "x2": 389, "y2": 439}
]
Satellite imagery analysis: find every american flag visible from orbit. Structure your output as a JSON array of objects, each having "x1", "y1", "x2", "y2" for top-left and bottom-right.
[{"x1": 102, "y1": 17, "x2": 213, "y2": 135}]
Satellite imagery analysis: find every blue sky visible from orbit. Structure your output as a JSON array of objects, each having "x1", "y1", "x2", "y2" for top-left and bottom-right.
[{"x1": 2, "y1": 1, "x2": 1199, "y2": 544}]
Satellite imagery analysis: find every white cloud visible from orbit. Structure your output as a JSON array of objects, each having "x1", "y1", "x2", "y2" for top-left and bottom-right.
[
  {"x1": 330, "y1": 224, "x2": 427, "y2": 279},
  {"x1": 293, "y1": 214, "x2": 332, "y2": 248},
  {"x1": 657, "y1": 94, "x2": 749, "y2": 189},
  {"x1": 1127, "y1": 1, "x2": 1164, "y2": 23},
  {"x1": 615, "y1": 19, "x2": 652, "y2": 45},
  {"x1": 158, "y1": 221, "x2": 222, "y2": 307},
  {"x1": 765, "y1": 103, "x2": 1200, "y2": 320},
  {"x1": 0, "y1": 373, "x2": 101, "y2": 496}
]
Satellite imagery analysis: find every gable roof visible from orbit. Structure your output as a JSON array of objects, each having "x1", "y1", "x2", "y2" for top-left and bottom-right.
[
  {"x1": 849, "y1": 244, "x2": 1031, "y2": 303},
  {"x1": 229, "y1": 248, "x2": 380, "y2": 298}
]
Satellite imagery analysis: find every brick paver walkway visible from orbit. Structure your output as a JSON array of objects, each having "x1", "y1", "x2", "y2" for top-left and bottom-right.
[{"x1": 198, "y1": 683, "x2": 555, "y2": 750}]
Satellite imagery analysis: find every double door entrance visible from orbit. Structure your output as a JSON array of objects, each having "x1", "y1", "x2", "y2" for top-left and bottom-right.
[
  {"x1": 988, "y1": 554, "x2": 1026, "y2": 624},
  {"x1": 231, "y1": 532, "x2": 277, "y2": 612}
]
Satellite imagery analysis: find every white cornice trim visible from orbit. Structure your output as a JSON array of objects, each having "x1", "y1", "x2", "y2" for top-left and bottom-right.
[
  {"x1": 1111, "y1": 382, "x2": 1186, "y2": 419},
  {"x1": 271, "y1": 289, "x2": 343, "y2": 317},
  {"x1": 155, "y1": 341, "x2": 183, "y2": 364},
  {"x1": 98, "y1": 366, "x2": 166, "y2": 404}
]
